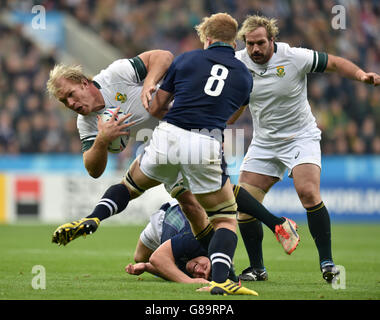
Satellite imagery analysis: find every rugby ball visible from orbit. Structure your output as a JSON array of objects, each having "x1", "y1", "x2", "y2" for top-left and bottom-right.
[{"x1": 101, "y1": 107, "x2": 130, "y2": 153}]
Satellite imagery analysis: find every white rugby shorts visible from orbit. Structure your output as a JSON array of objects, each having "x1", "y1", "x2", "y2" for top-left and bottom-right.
[
  {"x1": 139, "y1": 208, "x2": 165, "y2": 251},
  {"x1": 240, "y1": 135, "x2": 321, "y2": 180},
  {"x1": 139, "y1": 122, "x2": 226, "y2": 194}
]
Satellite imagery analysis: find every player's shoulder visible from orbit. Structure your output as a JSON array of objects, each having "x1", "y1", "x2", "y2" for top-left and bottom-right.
[
  {"x1": 94, "y1": 59, "x2": 129, "y2": 75},
  {"x1": 233, "y1": 49, "x2": 252, "y2": 76},
  {"x1": 176, "y1": 49, "x2": 203, "y2": 60},
  {"x1": 235, "y1": 48, "x2": 252, "y2": 68},
  {"x1": 93, "y1": 59, "x2": 135, "y2": 84},
  {"x1": 277, "y1": 41, "x2": 314, "y2": 58},
  {"x1": 235, "y1": 48, "x2": 246, "y2": 59}
]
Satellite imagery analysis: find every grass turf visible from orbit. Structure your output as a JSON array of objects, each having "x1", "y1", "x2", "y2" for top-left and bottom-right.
[{"x1": 0, "y1": 223, "x2": 379, "y2": 301}]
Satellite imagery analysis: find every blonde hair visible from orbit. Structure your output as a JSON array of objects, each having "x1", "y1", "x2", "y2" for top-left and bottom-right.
[
  {"x1": 195, "y1": 13, "x2": 238, "y2": 45},
  {"x1": 46, "y1": 63, "x2": 87, "y2": 98},
  {"x1": 238, "y1": 15, "x2": 279, "y2": 42}
]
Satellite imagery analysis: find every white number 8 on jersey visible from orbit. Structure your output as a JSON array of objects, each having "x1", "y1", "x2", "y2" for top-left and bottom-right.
[{"x1": 204, "y1": 64, "x2": 229, "y2": 97}]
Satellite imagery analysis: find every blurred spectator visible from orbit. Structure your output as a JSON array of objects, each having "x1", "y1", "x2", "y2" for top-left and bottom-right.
[
  {"x1": 360, "y1": 116, "x2": 376, "y2": 153},
  {"x1": 0, "y1": 0, "x2": 379, "y2": 155}
]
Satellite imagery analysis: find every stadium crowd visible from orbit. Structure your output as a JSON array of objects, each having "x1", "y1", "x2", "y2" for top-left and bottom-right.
[{"x1": 0, "y1": 0, "x2": 379, "y2": 156}]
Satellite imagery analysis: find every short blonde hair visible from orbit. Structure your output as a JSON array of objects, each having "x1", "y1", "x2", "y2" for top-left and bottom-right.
[
  {"x1": 46, "y1": 63, "x2": 87, "y2": 98},
  {"x1": 195, "y1": 13, "x2": 238, "y2": 45},
  {"x1": 238, "y1": 15, "x2": 279, "y2": 42}
]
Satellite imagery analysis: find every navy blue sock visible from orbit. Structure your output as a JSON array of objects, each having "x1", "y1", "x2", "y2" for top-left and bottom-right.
[
  {"x1": 238, "y1": 217, "x2": 264, "y2": 269},
  {"x1": 86, "y1": 183, "x2": 130, "y2": 221},
  {"x1": 208, "y1": 228, "x2": 238, "y2": 283},
  {"x1": 233, "y1": 185, "x2": 284, "y2": 232},
  {"x1": 195, "y1": 223, "x2": 215, "y2": 251},
  {"x1": 306, "y1": 202, "x2": 333, "y2": 264}
]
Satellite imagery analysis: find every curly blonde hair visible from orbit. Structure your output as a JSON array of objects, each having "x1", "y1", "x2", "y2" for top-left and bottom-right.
[
  {"x1": 195, "y1": 13, "x2": 238, "y2": 45},
  {"x1": 238, "y1": 15, "x2": 279, "y2": 42},
  {"x1": 46, "y1": 63, "x2": 87, "y2": 98}
]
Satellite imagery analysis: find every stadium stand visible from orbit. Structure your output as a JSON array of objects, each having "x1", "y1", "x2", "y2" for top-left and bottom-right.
[{"x1": 0, "y1": 0, "x2": 379, "y2": 156}]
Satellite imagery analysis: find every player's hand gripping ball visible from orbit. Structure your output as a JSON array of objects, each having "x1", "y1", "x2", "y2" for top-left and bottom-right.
[{"x1": 101, "y1": 107, "x2": 130, "y2": 153}]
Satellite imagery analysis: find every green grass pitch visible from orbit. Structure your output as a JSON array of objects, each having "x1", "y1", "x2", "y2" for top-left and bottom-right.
[{"x1": 0, "y1": 223, "x2": 379, "y2": 300}]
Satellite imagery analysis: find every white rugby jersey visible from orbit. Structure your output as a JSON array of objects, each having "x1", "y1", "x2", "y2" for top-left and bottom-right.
[
  {"x1": 235, "y1": 42, "x2": 327, "y2": 145},
  {"x1": 77, "y1": 57, "x2": 159, "y2": 152}
]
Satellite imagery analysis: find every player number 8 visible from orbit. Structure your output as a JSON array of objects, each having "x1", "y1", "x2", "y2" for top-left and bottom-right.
[{"x1": 204, "y1": 64, "x2": 229, "y2": 97}]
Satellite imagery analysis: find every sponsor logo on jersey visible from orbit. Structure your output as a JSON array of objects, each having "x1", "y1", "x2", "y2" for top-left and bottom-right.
[
  {"x1": 115, "y1": 92, "x2": 127, "y2": 103},
  {"x1": 276, "y1": 66, "x2": 285, "y2": 77}
]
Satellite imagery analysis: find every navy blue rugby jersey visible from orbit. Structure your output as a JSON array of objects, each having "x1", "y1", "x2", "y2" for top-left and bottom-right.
[
  {"x1": 161, "y1": 42, "x2": 253, "y2": 131},
  {"x1": 159, "y1": 202, "x2": 207, "y2": 274}
]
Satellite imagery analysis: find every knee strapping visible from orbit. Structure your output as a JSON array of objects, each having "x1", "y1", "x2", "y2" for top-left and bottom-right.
[
  {"x1": 204, "y1": 198, "x2": 237, "y2": 221},
  {"x1": 238, "y1": 183, "x2": 266, "y2": 203},
  {"x1": 169, "y1": 181, "x2": 188, "y2": 199},
  {"x1": 123, "y1": 169, "x2": 146, "y2": 196}
]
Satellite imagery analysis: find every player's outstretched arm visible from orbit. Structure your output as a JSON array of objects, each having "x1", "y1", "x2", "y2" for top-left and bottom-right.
[
  {"x1": 326, "y1": 54, "x2": 380, "y2": 86},
  {"x1": 138, "y1": 50, "x2": 174, "y2": 110}
]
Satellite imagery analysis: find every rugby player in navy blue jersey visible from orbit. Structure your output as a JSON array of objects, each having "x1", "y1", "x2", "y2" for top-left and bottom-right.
[
  {"x1": 138, "y1": 13, "x2": 257, "y2": 295},
  {"x1": 125, "y1": 200, "x2": 211, "y2": 284}
]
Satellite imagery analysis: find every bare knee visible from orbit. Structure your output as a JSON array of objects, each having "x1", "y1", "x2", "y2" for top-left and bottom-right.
[{"x1": 296, "y1": 183, "x2": 321, "y2": 208}]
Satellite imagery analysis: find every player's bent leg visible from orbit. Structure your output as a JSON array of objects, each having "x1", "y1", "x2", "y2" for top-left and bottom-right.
[
  {"x1": 125, "y1": 157, "x2": 162, "y2": 194},
  {"x1": 194, "y1": 180, "x2": 254, "y2": 293},
  {"x1": 52, "y1": 159, "x2": 161, "y2": 246},
  {"x1": 175, "y1": 190, "x2": 216, "y2": 254},
  {"x1": 175, "y1": 190, "x2": 209, "y2": 235},
  {"x1": 195, "y1": 179, "x2": 237, "y2": 228},
  {"x1": 239, "y1": 171, "x2": 279, "y2": 195},
  {"x1": 235, "y1": 182, "x2": 267, "y2": 280},
  {"x1": 237, "y1": 183, "x2": 267, "y2": 204}
]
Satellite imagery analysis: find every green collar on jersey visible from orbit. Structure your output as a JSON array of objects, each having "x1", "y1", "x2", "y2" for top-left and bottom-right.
[{"x1": 207, "y1": 41, "x2": 234, "y2": 49}]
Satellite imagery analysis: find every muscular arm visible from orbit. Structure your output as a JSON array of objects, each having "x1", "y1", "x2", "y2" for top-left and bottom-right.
[
  {"x1": 83, "y1": 137, "x2": 109, "y2": 178},
  {"x1": 138, "y1": 50, "x2": 174, "y2": 110},
  {"x1": 326, "y1": 54, "x2": 380, "y2": 86},
  {"x1": 149, "y1": 88, "x2": 173, "y2": 119},
  {"x1": 126, "y1": 240, "x2": 194, "y2": 282}
]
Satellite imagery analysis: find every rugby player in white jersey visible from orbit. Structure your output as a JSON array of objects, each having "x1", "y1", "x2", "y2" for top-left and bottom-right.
[
  {"x1": 233, "y1": 15, "x2": 380, "y2": 283},
  {"x1": 46, "y1": 50, "x2": 212, "y2": 243}
]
